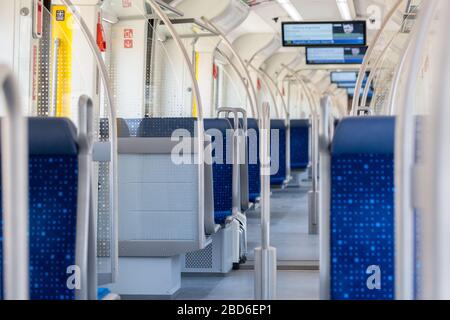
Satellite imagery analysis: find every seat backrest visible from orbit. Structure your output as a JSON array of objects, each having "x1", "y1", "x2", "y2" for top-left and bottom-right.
[
  {"x1": 270, "y1": 119, "x2": 287, "y2": 186},
  {"x1": 330, "y1": 116, "x2": 395, "y2": 300},
  {"x1": 204, "y1": 119, "x2": 233, "y2": 224},
  {"x1": 0, "y1": 118, "x2": 79, "y2": 300},
  {"x1": 290, "y1": 119, "x2": 309, "y2": 170},
  {"x1": 137, "y1": 117, "x2": 196, "y2": 137},
  {"x1": 247, "y1": 118, "x2": 260, "y2": 203},
  {"x1": 118, "y1": 117, "x2": 212, "y2": 256}
]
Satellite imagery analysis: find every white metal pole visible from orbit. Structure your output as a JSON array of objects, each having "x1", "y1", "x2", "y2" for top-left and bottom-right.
[
  {"x1": 319, "y1": 96, "x2": 332, "y2": 300},
  {"x1": 0, "y1": 66, "x2": 29, "y2": 300},
  {"x1": 254, "y1": 102, "x2": 277, "y2": 300},
  {"x1": 394, "y1": 0, "x2": 438, "y2": 300}
]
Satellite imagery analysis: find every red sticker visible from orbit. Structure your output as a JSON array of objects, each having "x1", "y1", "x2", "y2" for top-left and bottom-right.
[
  {"x1": 122, "y1": 0, "x2": 132, "y2": 8},
  {"x1": 124, "y1": 39, "x2": 133, "y2": 49},
  {"x1": 124, "y1": 28, "x2": 134, "y2": 39}
]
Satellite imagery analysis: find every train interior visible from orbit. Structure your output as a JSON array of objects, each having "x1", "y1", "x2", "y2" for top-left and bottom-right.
[{"x1": 0, "y1": 0, "x2": 449, "y2": 302}]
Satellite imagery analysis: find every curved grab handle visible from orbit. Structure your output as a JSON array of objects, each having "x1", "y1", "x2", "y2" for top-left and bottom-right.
[
  {"x1": 60, "y1": 0, "x2": 120, "y2": 282},
  {"x1": 202, "y1": 17, "x2": 259, "y2": 119},
  {"x1": 0, "y1": 65, "x2": 29, "y2": 300},
  {"x1": 351, "y1": 0, "x2": 404, "y2": 115}
]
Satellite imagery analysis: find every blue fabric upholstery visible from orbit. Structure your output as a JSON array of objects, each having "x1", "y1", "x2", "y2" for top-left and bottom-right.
[
  {"x1": 247, "y1": 118, "x2": 260, "y2": 202},
  {"x1": 0, "y1": 118, "x2": 79, "y2": 300},
  {"x1": 97, "y1": 287, "x2": 111, "y2": 300},
  {"x1": 204, "y1": 119, "x2": 233, "y2": 224},
  {"x1": 270, "y1": 120, "x2": 287, "y2": 186},
  {"x1": 290, "y1": 120, "x2": 309, "y2": 170},
  {"x1": 137, "y1": 118, "x2": 196, "y2": 137},
  {"x1": 330, "y1": 116, "x2": 395, "y2": 300}
]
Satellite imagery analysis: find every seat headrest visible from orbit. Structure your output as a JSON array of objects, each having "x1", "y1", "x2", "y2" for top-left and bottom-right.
[
  {"x1": 247, "y1": 118, "x2": 259, "y2": 130},
  {"x1": 204, "y1": 118, "x2": 233, "y2": 132},
  {"x1": 291, "y1": 119, "x2": 309, "y2": 128},
  {"x1": 332, "y1": 116, "x2": 395, "y2": 155},
  {"x1": 137, "y1": 117, "x2": 197, "y2": 137},
  {"x1": 271, "y1": 119, "x2": 286, "y2": 130},
  {"x1": 117, "y1": 118, "x2": 132, "y2": 138},
  {"x1": 0, "y1": 118, "x2": 78, "y2": 155}
]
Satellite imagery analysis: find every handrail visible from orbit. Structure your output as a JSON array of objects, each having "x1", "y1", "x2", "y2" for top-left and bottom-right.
[
  {"x1": 247, "y1": 63, "x2": 281, "y2": 118},
  {"x1": 216, "y1": 48, "x2": 256, "y2": 121},
  {"x1": 394, "y1": 0, "x2": 438, "y2": 300},
  {"x1": 75, "y1": 95, "x2": 94, "y2": 300},
  {"x1": 60, "y1": 0, "x2": 120, "y2": 282},
  {"x1": 145, "y1": 0, "x2": 206, "y2": 250},
  {"x1": 201, "y1": 17, "x2": 259, "y2": 119},
  {"x1": 387, "y1": 40, "x2": 411, "y2": 115},
  {"x1": 280, "y1": 65, "x2": 320, "y2": 234},
  {"x1": 351, "y1": 0, "x2": 404, "y2": 116},
  {"x1": 217, "y1": 107, "x2": 248, "y2": 218},
  {"x1": 0, "y1": 65, "x2": 29, "y2": 300},
  {"x1": 319, "y1": 95, "x2": 332, "y2": 300},
  {"x1": 361, "y1": 7, "x2": 423, "y2": 110},
  {"x1": 257, "y1": 67, "x2": 291, "y2": 183},
  {"x1": 254, "y1": 102, "x2": 276, "y2": 300}
]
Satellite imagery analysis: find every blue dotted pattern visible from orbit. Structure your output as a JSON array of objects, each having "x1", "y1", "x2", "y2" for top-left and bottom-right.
[
  {"x1": 290, "y1": 121, "x2": 309, "y2": 170},
  {"x1": 137, "y1": 118, "x2": 196, "y2": 137},
  {"x1": 204, "y1": 119, "x2": 233, "y2": 224},
  {"x1": 270, "y1": 121, "x2": 287, "y2": 186},
  {"x1": 0, "y1": 155, "x2": 78, "y2": 300},
  {"x1": 330, "y1": 153, "x2": 395, "y2": 300},
  {"x1": 247, "y1": 119, "x2": 260, "y2": 202}
]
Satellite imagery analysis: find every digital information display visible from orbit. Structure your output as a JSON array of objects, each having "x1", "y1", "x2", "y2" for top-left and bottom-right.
[
  {"x1": 331, "y1": 71, "x2": 358, "y2": 83},
  {"x1": 282, "y1": 21, "x2": 366, "y2": 46},
  {"x1": 306, "y1": 46, "x2": 367, "y2": 65}
]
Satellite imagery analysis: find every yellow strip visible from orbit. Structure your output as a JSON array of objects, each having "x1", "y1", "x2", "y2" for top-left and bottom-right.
[
  {"x1": 192, "y1": 52, "x2": 200, "y2": 117},
  {"x1": 51, "y1": 5, "x2": 73, "y2": 117}
]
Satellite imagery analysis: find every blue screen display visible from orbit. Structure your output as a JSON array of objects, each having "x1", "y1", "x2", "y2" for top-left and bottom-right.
[
  {"x1": 282, "y1": 21, "x2": 366, "y2": 46},
  {"x1": 306, "y1": 46, "x2": 367, "y2": 65},
  {"x1": 331, "y1": 72, "x2": 369, "y2": 84}
]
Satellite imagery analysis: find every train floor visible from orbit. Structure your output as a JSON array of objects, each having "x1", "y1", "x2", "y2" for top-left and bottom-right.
[{"x1": 176, "y1": 177, "x2": 319, "y2": 300}]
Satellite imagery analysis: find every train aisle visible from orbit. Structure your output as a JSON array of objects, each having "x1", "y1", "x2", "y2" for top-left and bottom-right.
[
  {"x1": 176, "y1": 180, "x2": 319, "y2": 300},
  {"x1": 247, "y1": 182, "x2": 319, "y2": 264}
]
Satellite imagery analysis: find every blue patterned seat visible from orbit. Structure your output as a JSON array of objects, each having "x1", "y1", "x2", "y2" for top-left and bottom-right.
[
  {"x1": 204, "y1": 119, "x2": 233, "y2": 225},
  {"x1": 137, "y1": 117, "x2": 196, "y2": 138},
  {"x1": 270, "y1": 120, "x2": 287, "y2": 186},
  {"x1": 290, "y1": 119, "x2": 309, "y2": 170},
  {"x1": 0, "y1": 118, "x2": 79, "y2": 300},
  {"x1": 330, "y1": 116, "x2": 395, "y2": 300},
  {"x1": 247, "y1": 118, "x2": 260, "y2": 203}
]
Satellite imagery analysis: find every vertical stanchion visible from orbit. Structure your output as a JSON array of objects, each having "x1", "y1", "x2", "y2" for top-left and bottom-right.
[
  {"x1": 308, "y1": 112, "x2": 319, "y2": 235},
  {"x1": 255, "y1": 102, "x2": 277, "y2": 300},
  {"x1": 0, "y1": 66, "x2": 29, "y2": 300},
  {"x1": 319, "y1": 96, "x2": 332, "y2": 300}
]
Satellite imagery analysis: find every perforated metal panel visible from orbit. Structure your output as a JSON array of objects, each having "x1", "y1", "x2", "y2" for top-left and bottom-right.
[
  {"x1": 185, "y1": 243, "x2": 213, "y2": 269},
  {"x1": 97, "y1": 119, "x2": 111, "y2": 258},
  {"x1": 36, "y1": 7, "x2": 52, "y2": 116}
]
